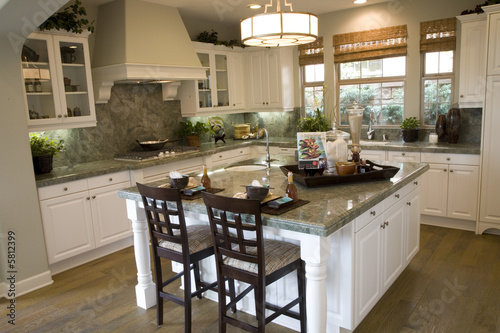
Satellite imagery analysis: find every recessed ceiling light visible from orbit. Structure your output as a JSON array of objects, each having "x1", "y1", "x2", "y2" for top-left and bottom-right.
[
  {"x1": 248, "y1": 4, "x2": 262, "y2": 9},
  {"x1": 354, "y1": 0, "x2": 367, "y2": 3}
]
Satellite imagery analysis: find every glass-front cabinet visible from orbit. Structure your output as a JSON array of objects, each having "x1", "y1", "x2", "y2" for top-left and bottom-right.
[
  {"x1": 22, "y1": 31, "x2": 96, "y2": 131},
  {"x1": 197, "y1": 51, "x2": 230, "y2": 110}
]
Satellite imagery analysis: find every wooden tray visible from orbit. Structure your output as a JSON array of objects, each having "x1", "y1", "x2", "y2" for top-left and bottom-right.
[{"x1": 280, "y1": 160, "x2": 400, "y2": 188}]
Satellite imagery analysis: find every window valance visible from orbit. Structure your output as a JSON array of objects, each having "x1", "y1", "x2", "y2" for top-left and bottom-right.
[
  {"x1": 298, "y1": 37, "x2": 323, "y2": 66},
  {"x1": 420, "y1": 18, "x2": 457, "y2": 52}
]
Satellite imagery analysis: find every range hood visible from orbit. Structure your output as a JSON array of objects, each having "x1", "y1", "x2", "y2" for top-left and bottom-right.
[{"x1": 91, "y1": 0, "x2": 206, "y2": 103}]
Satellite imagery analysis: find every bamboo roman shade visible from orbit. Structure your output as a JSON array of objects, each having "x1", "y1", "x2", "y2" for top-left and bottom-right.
[
  {"x1": 298, "y1": 37, "x2": 323, "y2": 65},
  {"x1": 332, "y1": 25, "x2": 407, "y2": 63},
  {"x1": 420, "y1": 18, "x2": 457, "y2": 52}
]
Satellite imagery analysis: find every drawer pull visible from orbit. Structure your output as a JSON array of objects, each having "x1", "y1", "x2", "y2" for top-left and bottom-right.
[
  {"x1": 407, "y1": 202, "x2": 411, "y2": 206},
  {"x1": 86, "y1": 197, "x2": 90, "y2": 200},
  {"x1": 413, "y1": 181, "x2": 418, "y2": 185},
  {"x1": 370, "y1": 210, "x2": 376, "y2": 216},
  {"x1": 446, "y1": 157, "x2": 451, "y2": 161},
  {"x1": 450, "y1": 169, "x2": 453, "y2": 173},
  {"x1": 443, "y1": 169, "x2": 447, "y2": 172},
  {"x1": 402, "y1": 153, "x2": 406, "y2": 156},
  {"x1": 63, "y1": 187, "x2": 68, "y2": 191},
  {"x1": 395, "y1": 194, "x2": 400, "y2": 199},
  {"x1": 109, "y1": 177, "x2": 113, "y2": 181}
]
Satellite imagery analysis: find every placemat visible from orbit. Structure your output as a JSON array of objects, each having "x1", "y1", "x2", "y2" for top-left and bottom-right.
[
  {"x1": 181, "y1": 188, "x2": 224, "y2": 200},
  {"x1": 261, "y1": 199, "x2": 310, "y2": 215}
]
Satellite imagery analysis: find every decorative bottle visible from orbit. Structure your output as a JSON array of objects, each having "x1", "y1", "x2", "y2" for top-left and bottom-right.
[
  {"x1": 200, "y1": 164, "x2": 211, "y2": 190},
  {"x1": 34, "y1": 79, "x2": 42, "y2": 92},
  {"x1": 285, "y1": 171, "x2": 298, "y2": 201}
]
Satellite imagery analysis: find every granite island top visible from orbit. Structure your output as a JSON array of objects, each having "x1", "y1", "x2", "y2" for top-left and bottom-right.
[
  {"x1": 118, "y1": 155, "x2": 429, "y2": 237},
  {"x1": 35, "y1": 137, "x2": 474, "y2": 188}
]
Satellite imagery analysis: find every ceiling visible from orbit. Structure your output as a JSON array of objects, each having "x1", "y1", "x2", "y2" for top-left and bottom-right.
[{"x1": 83, "y1": 0, "x2": 392, "y2": 25}]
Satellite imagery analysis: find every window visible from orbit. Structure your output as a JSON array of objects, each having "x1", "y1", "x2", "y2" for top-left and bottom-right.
[
  {"x1": 422, "y1": 51, "x2": 454, "y2": 126},
  {"x1": 299, "y1": 37, "x2": 324, "y2": 118},
  {"x1": 338, "y1": 56, "x2": 406, "y2": 126},
  {"x1": 303, "y1": 64, "x2": 324, "y2": 117},
  {"x1": 333, "y1": 25, "x2": 408, "y2": 127},
  {"x1": 420, "y1": 18, "x2": 456, "y2": 126}
]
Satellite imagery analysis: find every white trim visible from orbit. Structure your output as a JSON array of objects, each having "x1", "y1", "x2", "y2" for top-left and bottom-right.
[{"x1": 1, "y1": 271, "x2": 53, "y2": 300}]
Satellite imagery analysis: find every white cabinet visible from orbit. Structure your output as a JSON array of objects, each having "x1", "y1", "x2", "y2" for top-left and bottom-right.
[
  {"x1": 178, "y1": 43, "x2": 245, "y2": 116},
  {"x1": 133, "y1": 157, "x2": 204, "y2": 183},
  {"x1": 245, "y1": 47, "x2": 295, "y2": 111},
  {"x1": 358, "y1": 149, "x2": 386, "y2": 162},
  {"x1": 421, "y1": 153, "x2": 479, "y2": 221},
  {"x1": 23, "y1": 31, "x2": 96, "y2": 131},
  {"x1": 487, "y1": 12, "x2": 500, "y2": 75},
  {"x1": 353, "y1": 180, "x2": 420, "y2": 327},
  {"x1": 457, "y1": 14, "x2": 487, "y2": 107},
  {"x1": 206, "y1": 148, "x2": 252, "y2": 168},
  {"x1": 387, "y1": 151, "x2": 420, "y2": 162},
  {"x1": 38, "y1": 171, "x2": 131, "y2": 264}
]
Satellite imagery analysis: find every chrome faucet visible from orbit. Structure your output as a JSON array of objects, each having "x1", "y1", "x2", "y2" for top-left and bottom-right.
[
  {"x1": 258, "y1": 128, "x2": 271, "y2": 163},
  {"x1": 367, "y1": 109, "x2": 375, "y2": 140}
]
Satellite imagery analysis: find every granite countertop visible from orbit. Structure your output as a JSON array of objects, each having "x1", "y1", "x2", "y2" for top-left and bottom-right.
[
  {"x1": 35, "y1": 137, "x2": 478, "y2": 187},
  {"x1": 118, "y1": 155, "x2": 429, "y2": 237}
]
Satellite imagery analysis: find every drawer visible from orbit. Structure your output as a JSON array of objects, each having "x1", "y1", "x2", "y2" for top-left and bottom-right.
[
  {"x1": 384, "y1": 187, "x2": 409, "y2": 209},
  {"x1": 38, "y1": 178, "x2": 88, "y2": 200},
  {"x1": 211, "y1": 150, "x2": 232, "y2": 163},
  {"x1": 387, "y1": 151, "x2": 421, "y2": 162},
  {"x1": 270, "y1": 147, "x2": 297, "y2": 156},
  {"x1": 354, "y1": 201, "x2": 384, "y2": 233},
  {"x1": 230, "y1": 147, "x2": 251, "y2": 158},
  {"x1": 88, "y1": 170, "x2": 131, "y2": 189},
  {"x1": 420, "y1": 153, "x2": 479, "y2": 166}
]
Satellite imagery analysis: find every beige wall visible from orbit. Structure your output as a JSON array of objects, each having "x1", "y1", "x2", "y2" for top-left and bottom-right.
[
  {"x1": 319, "y1": 0, "x2": 479, "y2": 123},
  {"x1": 0, "y1": 0, "x2": 67, "y2": 295}
]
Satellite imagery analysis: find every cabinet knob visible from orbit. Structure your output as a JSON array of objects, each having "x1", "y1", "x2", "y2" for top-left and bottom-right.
[
  {"x1": 460, "y1": 94, "x2": 464, "y2": 98},
  {"x1": 109, "y1": 178, "x2": 113, "y2": 181},
  {"x1": 395, "y1": 194, "x2": 400, "y2": 198},
  {"x1": 57, "y1": 114, "x2": 62, "y2": 118},
  {"x1": 266, "y1": 102, "x2": 269, "y2": 105},
  {"x1": 86, "y1": 197, "x2": 90, "y2": 200},
  {"x1": 413, "y1": 181, "x2": 418, "y2": 185},
  {"x1": 450, "y1": 169, "x2": 454, "y2": 173},
  {"x1": 233, "y1": 104, "x2": 236, "y2": 106},
  {"x1": 443, "y1": 169, "x2": 447, "y2": 172},
  {"x1": 402, "y1": 153, "x2": 406, "y2": 156},
  {"x1": 384, "y1": 221, "x2": 389, "y2": 226},
  {"x1": 63, "y1": 187, "x2": 68, "y2": 191},
  {"x1": 92, "y1": 195, "x2": 96, "y2": 199},
  {"x1": 370, "y1": 210, "x2": 376, "y2": 216},
  {"x1": 262, "y1": 102, "x2": 265, "y2": 105},
  {"x1": 380, "y1": 223, "x2": 385, "y2": 229},
  {"x1": 407, "y1": 202, "x2": 411, "y2": 206},
  {"x1": 446, "y1": 157, "x2": 451, "y2": 161},
  {"x1": 63, "y1": 114, "x2": 68, "y2": 118}
]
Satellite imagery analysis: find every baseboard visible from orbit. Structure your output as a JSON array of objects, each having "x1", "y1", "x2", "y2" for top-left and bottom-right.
[
  {"x1": 48, "y1": 236, "x2": 134, "y2": 275},
  {"x1": 420, "y1": 215, "x2": 476, "y2": 232},
  {"x1": 1, "y1": 270, "x2": 53, "y2": 299}
]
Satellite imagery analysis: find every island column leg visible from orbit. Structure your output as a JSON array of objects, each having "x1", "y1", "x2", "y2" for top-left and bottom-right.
[
  {"x1": 126, "y1": 199, "x2": 156, "y2": 309},
  {"x1": 301, "y1": 235, "x2": 331, "y2": 333}
]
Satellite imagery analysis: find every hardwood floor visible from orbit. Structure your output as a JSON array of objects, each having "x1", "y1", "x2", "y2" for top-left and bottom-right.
[{"x1": 1, "y1": 225, "x2": 499, "y2": 332}]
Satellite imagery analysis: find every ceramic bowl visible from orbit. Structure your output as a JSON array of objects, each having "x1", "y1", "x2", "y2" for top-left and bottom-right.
[
  {"x1": 246, "y1": 186, "x2": 269, "y2": 201},
  {"x1": 336, "y1": 162, "x2": 356, "y2": 176},
  {"x1": 170, "y1": 175, "x2": 189, "y2": 189}
]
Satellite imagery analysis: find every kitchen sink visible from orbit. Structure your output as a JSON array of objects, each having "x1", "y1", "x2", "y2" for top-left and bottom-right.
[{"x1": 225, "y1": 165, "x2": 267, "y2": 172}]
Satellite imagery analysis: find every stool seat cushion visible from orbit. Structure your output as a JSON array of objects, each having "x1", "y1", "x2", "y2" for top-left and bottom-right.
[
  {"x1": 159, "y1": 225, "x2": 212, "y2": 254},
  {"x1": 225, "y1": 239, "x2": 300, "y2": 275}
]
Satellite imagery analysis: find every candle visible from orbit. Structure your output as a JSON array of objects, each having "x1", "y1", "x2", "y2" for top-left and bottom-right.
[{"x1": 429, "y1": 133, "x2": 438, "y2": 144}]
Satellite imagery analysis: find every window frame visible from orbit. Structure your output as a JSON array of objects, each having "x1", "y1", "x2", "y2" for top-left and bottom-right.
[
  {"x1": 336, "y1": 56, "x2": 408, "y2": 128},
  {"x1": 420, "y1": 51, "x2": 455, "y2": 128},
  {"x1": 301, "y1": 64, "x2": 325, "y2": 118}
]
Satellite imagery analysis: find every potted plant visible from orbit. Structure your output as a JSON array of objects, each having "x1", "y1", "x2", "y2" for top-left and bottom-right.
[
  {"x1": 400, "y1": 117, "x2": 420, "y2": 142},
  {"x1": 30, "y1": 133, "x2": 65, "y2": 174},
  {"x1": 38, "y1": 0, "x2": 95, "y2": 34},
  {"x1": 179, "y1": 120, "x2": 210, "y2": 147},
  {"x1": 297, "y1": 109, "x2": 330, "y2": 132}
]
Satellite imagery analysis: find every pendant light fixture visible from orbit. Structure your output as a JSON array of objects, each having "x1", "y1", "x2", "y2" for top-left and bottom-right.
[{"x1": 241, "y1": 0, "x2": 318, "y2": 47}]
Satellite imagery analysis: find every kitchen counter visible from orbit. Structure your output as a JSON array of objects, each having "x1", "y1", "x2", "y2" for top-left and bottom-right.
[
  {"x1": 118, "y1": 156, "x2": 428, "y2": 332},
  {"x1": 35, "y1": 137, "x2": 477, "y2": 187}
]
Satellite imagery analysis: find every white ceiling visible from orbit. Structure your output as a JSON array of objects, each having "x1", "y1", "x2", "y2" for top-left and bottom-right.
[{"x1": 84, "y1": 0, "x2": 391, "y2": 25}]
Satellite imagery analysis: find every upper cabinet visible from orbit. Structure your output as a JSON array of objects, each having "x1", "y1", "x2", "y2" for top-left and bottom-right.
[
  {"x1": 178, "y1": 42, "x2": 245, "y2": 117},
  {"x1": 457, "y1": 14, "x2": 487, "y2": 108},
  {"x1": 245, "y1": 47, "x2": 295, "y2": 111},
  {"x1": 22, "y1": 31, "x2": 96, "y2": 131},
  {"x1": 487, "y1": 12, "x2": 500, "y2": 75}
]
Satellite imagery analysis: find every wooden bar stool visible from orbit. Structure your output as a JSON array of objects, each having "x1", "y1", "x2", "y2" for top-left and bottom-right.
[
  {"x1": 201, "y1": 191, "x2": 307, "y2": 333},
  {"x1": 137, "y1": 183, "x2": 219, "y2": 332}
]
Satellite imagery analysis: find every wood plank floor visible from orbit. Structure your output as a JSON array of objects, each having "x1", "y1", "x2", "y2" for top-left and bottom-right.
[{"x1": 1, "y1": 225, "x2": 499, "y2": 332}]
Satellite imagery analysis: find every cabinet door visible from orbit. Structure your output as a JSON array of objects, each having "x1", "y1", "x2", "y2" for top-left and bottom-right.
[
  {"x1": 90, "y1": 183, "x2": 132, "y2": 247},
  {"x1": 360, "y1": 150, "x2": 386, "y2": 162},
  {"x1": 421, "y1": 163, "x2": 448, "y2": 217},
  {"x1": 487, "y1": 12, "x2": 500, "y2": 75},
  {"x1": 447, "y1": 165, "x2": 479, "y2": 221},
  {"x1": 354, "y1": 215, "x2": 383, "y2": 325},
  {"x1": 405, "y1": 189, "x2": 420, "y2": 264},
  {"x1": 228, "y1": 52, "x2": 245, "y2": 109},
  {"x1": 247, "y1": 51, "x2": 267, "y2": 108},
  {"x1": 387, "y1": 151, "x2": 420, "y2": 162},
  {"x1": 214, "y1": 52, "x2": 230, "y2": 108},
  {"x1": 196, "y1": 52, "x2": 213, "y2": 109},
  {"x1": 381, "y1": 201, "x2": 405, "y2": 292},
  {"x1": 458, "y1": 15, "x2": 487, "y2": 107},
  {"x1": 23, "y1": 33, "x2": 63, "y2": 126},
  {"x1": 266, "y1": 49, "x2": 282, "y2": 107},
  {"x1": 40, "y1": 192, "x2": 95, "y2": 264}
]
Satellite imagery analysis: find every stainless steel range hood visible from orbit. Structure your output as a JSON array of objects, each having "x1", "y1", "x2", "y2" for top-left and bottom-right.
[{"x1": 91, "y1": 0, "x2": 206, "y2": 103}]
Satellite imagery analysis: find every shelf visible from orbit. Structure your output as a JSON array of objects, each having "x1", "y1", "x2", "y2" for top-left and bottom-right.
[
  {"x1": 61, "y1": 63, "x2": 85, "y2": 67},
  {"x1": 65, "y1": 91, "x2": 88, "y2": 95},
  {"x1": 26, "y1": 92, "x2": 53, "y2": 96}
]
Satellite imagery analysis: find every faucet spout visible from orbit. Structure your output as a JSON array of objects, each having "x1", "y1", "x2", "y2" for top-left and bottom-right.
[
  {"x1": 260, "y1": 128, "x2": 271, "y2": 163},
  {"x1": 367, "y1": 109, "x2": 375, "y2": 140}
]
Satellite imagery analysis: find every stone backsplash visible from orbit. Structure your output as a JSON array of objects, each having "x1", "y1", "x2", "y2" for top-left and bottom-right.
[{"x1": 39, "y1": 84, "x2": 481, "y2": 168}]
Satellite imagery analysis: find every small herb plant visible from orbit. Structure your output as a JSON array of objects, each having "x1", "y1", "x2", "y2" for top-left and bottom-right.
[
  {"x1": 195, "y1": 30, "x2": 244, "y2": 48},
  {"x1": 179, "y1": 120, "x2": 211, "y2": 137},
  {"x1": 30, "y1": 133, "x2": 65, "y2": 157},
  {"x1": 38, "y1": 0, "x2": 95, "y2": 34},
  {"x1": 297, "y1": 109, "x2": 330, "y2": 132},
  {"x1": 400, "y1": 117, "x2": 419, "y2": 130}
]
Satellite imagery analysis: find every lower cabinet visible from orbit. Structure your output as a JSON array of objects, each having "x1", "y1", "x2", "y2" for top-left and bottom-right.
[
  {"x1": 387, "y1": 151, "x2": 421, "y2": 162},
  {"x1": 420, "y1": 153, "x2": 479, "y2": 221},
  {"x1": 353, "y1": 180, "x2": 420, "y2": 327},
  {"x1": 38, "y1": 171, "x2": 132, "y2": 264}
]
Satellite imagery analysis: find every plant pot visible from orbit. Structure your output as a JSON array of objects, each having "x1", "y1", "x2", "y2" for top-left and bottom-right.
[
  {"x1": 186, "y1": 135, "x2": 201, "y2": 147},
  {"x1": 401, "y1": 129, "x2": 419, "y2": 142},
  {"x1": 32, "y1": 154, "x2": 53, "y2": 174}
]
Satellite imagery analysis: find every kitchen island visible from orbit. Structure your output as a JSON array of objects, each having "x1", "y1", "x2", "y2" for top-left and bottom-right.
[{"x1": 118, "y1": 155, "x2": 428, "y2": 332}]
